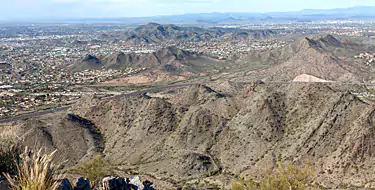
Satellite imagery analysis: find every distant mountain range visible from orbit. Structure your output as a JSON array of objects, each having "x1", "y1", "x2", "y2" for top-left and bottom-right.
[
  {"x1": 154, "y1": 6, "x2": 375, "y2": 23},
  {"x1": 13, "y1": 6, "x2": 375, "y2": 24}
]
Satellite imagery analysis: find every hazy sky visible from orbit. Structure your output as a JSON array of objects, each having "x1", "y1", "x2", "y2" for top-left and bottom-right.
[{"x1": 1, "y1": 0, "x2": 375, "y2": 20}]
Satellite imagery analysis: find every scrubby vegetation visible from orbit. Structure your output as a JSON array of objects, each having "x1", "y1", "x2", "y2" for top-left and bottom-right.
[
  {"x1": 232, "y1": 163, "x2": 314, "y2": 190},
  {"x1": 0, "y1": 127, "x2": 20, "y2": 175},
  {"x1": 4, "y1": 147, "x2": 63, "y2": 190},
  {"x1": 70, "y1": 156, "x2": 115, "y2": 186},
  {"x1": 0, "y1": 145, "x2": 19, "y2": 176}
]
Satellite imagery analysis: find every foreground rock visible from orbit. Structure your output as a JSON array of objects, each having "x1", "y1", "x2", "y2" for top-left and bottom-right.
[{"x1": 57, "y1": 176, "x2": 155, "y2": 190}]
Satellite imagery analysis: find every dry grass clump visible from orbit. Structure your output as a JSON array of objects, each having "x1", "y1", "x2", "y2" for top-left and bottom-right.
[
  {"x1": 0, "y1": 126, "x2": 18, "y2": 147},
  {"x1": 232, "y1": 162, "x2": 314, "y2": 190},
  {"x1": 4, "y1": 147, "x2": 63, "y2": 190}
]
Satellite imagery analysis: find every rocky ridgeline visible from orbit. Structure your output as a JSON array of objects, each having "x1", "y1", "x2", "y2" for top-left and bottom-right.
[{"x1": 58, "y1": 176, "x2": 155, "y2": 190}]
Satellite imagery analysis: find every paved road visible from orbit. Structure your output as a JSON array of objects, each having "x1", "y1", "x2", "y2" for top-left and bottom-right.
[
  {"x1": 0, "y1": 106, "x2": 70, "y2": 124},
  {"x1": 0, "y1": 82, "x2": 206, "y2": 124}
]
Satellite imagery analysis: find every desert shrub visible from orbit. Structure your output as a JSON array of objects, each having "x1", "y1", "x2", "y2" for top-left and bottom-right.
[
  {"x1": 70, "y1": 156, "x2": 114, "y2": 186},
  {"x1": 4, "y1": 147, "x2": 63, "y2": 190},
  {"x1": 232, "y1": 162, "x2": 314, "y2": 190},
  {"x1": 0, "y1": 128, "x2": 20, "y2": 175},
  {"x1": 0, "y1": 145, "x2": 20, "y2": 175}
]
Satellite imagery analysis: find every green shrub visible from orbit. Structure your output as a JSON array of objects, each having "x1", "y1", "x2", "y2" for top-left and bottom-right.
[
  {"x1": 232, "y1": 180, "x2": 245, "y2": 190},
  {"x1": 70, "y1": 156, "x2": 114, "y2": 186},
  {"x1": 232, "y1": 162, "x2": 314, "y2": 190}
]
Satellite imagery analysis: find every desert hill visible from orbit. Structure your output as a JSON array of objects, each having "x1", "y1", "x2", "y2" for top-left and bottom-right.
[
  {"x1": 234, "y1": 34, "x2": 374, "y2": 82},
  {"x1": 104, "y1": 23, "x2": 276, "y2": 45},
  {"x1": 71, "y1": 55, "x2": 103, "y2": 72},
  {"x1": 0, "y1": 113, "x2": 102, "y2": 164},
  {"x1": 71, "y1": 46, "x2": 223, "y2": 74},
  {"x1": 123, "y1": 23, "x2": 220, "y2": 45},
  {"x1": 219, "y1": 30, "x2": 275, "y2": 41},
  {"x1": 6, "y1": 83, "x2": 375, "y2": 188}
]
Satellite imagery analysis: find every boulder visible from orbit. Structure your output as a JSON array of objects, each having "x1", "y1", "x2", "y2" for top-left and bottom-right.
[
  {"x1": 73, "y1": 177, "x2": 91, "y2": 190},
  {"x1": 130, "y1": 176, "x2": 142, "y2": 189},
  {"x1": 102, "y1": 177, "x2": 137, "y2": 190},
  {"x1": 57, "y1": 178, "x2": 73, "y2": 190},
  {"x1": 142, "y1": 180, "x2": 155, "y2": 190},
  {"x1": 102, "y1": 177, "x2": 118, "y2": 190}
]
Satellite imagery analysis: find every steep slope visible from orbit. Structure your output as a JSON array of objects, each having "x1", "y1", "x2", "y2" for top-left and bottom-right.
[
  {"x1": 219, "y1": 30, "x2": 275, "y2": 41},
  {"x1": 71, "y1": 55, "x2": 103, "y2": 72},
  {"x1": 64, "y1": 83, "x2": 375, "y2": 188},
  {"x1": 211, "y1": 84, "x2": 375, "y2": 188},
  {"x1": 70, "y1": 85, "x2": 237, "y2": 182},
  {"x1": 5, "y1": 82, "x2": 375, "y2": 188},
  {"x1": 0, "y1": 113, "x2": 103, "y2": 165},
  {"x1": 122, "y1": 23, "x2": 276, "y2": 45},
  {"x1": 123, "y1": 23, "x2": 221, "y2": 45},
  {"x1": 236, "y1": 35, "x2": 373, "y2": 82},
  {"x1": 101, "y1": 46, "x2": 198, "y2": 72},
  {"x1": 72, "y1": 46, "x2": 222, "y2": 74}
]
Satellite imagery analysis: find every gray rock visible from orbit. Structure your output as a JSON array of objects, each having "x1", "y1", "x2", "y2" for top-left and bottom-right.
[
  {"x1": 74, "y1": 177, "x2": 91, "y2": 190},
  {"x1": 102, "y1": 177, "x2": 118, "y2": 190},
  {"x1": 101, "y1": 176, "x2": 141, "y2": 190},
  {"x1": 57, "y1": 178, "x2": 73, "y2": 190},
  {"x1": 130, "y1": 176, "x2": 142, "y2": 189},
  {"x1": 142, "y1": 180, "x2": 155, "y2": 190}
]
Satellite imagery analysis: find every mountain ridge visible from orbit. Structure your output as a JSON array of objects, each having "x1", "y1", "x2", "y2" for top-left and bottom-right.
[
  {"x1": 120, "y1": 23, "x2": 275, "y2": 45},
  {"x1": 235, "y1": 34, "x2": 372, "y2": 82},
  {"x1": 70, "y1": 46, "x2": 222, "y2": 74},
  {"x1": 8, "y1": 83, "x2": 375, "y2": 188}
]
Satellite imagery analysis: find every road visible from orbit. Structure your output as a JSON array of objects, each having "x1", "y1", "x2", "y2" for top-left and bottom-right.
[
  {"x1": 0, "y1": 82, "x2": 206, "y2": 124},
  {"x1": 0, "y1": 106, "x2": 71, "y2": 124},
  {"x1": 3, "y1": 80, "x2": 372, "y2": 124}
]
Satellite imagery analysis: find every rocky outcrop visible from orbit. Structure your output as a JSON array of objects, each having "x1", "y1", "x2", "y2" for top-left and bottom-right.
[
  {"x1": 57, "y1": 177, "x2": 155, "y2": 190},
  {"x1": 73, "y1": 177, "x2": 91, "y2": 190},
  {"x1": 58, "y1": 178, "x2": 73, "y2": 190}
]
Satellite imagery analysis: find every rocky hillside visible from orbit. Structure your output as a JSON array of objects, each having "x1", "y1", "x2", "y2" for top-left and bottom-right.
[
  {"x1": 105, "y1": 23, "x2": 276, "y2": 45},
  {"x1": 0, "y1": 113, "x2": 103, "y2": 164},
  {"x1": 235, "y1": 34, "x2": 374, "y2": 82},
  {"x1": 70, "y1": 55, "x2": 103, "y2": 72},
  {"x1": 71, "y1": 46, "x2": 222, "y2": 74},
  {"x1": 122, "y1": 23, "x2": 220, "y2": 45},
  {"x1": 7, "y1": 83, "x2": 375, "y2": 188},
  {"x1": 80, "y1": 83, "x2": 375, "y2": 188},
  {"x1": 102, "y1": 46, "x2": 198, "y2": 71},
  {"x1": 219, "y1": 30, "x2": 275, "y2": 41}
]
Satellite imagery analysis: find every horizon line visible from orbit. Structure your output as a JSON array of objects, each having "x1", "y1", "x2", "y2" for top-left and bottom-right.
[{"x1": 1, "y1": 5, "x2": 375, "y2": 23}]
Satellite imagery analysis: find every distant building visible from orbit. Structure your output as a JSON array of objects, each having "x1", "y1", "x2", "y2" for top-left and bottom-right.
[{"x1": 0, "y1": 85, "x2": 13, "y2": 90}]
